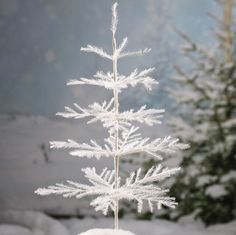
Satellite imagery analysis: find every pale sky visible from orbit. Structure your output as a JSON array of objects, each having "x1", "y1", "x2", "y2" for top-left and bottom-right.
[{"x1": 0, "y1": 0, "x2": 215, "y2": 115}]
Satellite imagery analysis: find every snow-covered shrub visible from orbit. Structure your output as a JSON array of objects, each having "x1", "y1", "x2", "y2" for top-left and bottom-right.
[{"x1": 168, "y1": 0, "x2": 236, "y2": 225}]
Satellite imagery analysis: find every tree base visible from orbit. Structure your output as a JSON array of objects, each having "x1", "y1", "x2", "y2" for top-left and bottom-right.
[{"x1": 78, "y1": 228, "x2": 136, "y2": 235}]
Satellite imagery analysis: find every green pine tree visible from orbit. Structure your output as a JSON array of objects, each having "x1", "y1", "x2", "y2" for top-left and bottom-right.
[{"x1": 168, "y1": 0, "x2": 236, "y2": 225}]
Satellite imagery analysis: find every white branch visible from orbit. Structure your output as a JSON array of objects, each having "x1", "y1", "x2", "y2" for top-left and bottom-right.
[
  {"x1": 81, "y1": 45, "x2": 112, "y2": 60},
  {"x1": 119, "y1": 48, "x2": 151, "y2": 59},
  {"x1": 122, "y1": 165, "x2": 181, "y2": 212},
  {"x1": 50, "y1": 126, "x2": 189, "y2": 160},
  {"x1": 119, "y1": 106, "x2": 165, "y2": 126},
  {"x1": 56, "y1": 99, "x2": 164, "y2": 128},
  {"x1": 50, "y1": 139, "x2": 80, "y2": 149},
  {"x1": 116, "y1": 37, "x2": 128, "y2": 55},
  {"x1": 50, "y1": 139, "x2": 113, "y2": 159},
  {"x1": 35, "y1": 167, "x2": 119, "y2": 215},
  {"x1": 118, "y1": 68, "x2": 158, "y2": 90},
  {"x1": 35, "y1": 165, "x2": 179, "y2": 214},
  {"x1": 111, "y1": 2, "x2": 118, "y2": 35},
  {"x1": 56, "y1": 99, "x2": 114, "y2": 123},
  {"x1": 67, "y1": 68, "x2": 157, "y2": 91},
  {"x1": 67, "y1": 71, "x2": 114, "y2": 89},
  {"x1": 118, "y1": 127, "x2": 190, "y2": 159}
]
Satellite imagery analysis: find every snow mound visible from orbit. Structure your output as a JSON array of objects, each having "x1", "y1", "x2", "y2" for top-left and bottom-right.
[
  {"x1": 0, "y1": 224, "x2": 34, "y2": 235},
  {"x1": 205, "y1": 184, "x2": 227, "y2": 198},
  {"x1": 62, "y1": 217, "x2": 236, "y2": 235},
  {"x1": 0, "y1": 210, "x2": 69, "y2": 235},
  {"x1": 78, "y1": 229, "x2": 135, "y2": 235}
]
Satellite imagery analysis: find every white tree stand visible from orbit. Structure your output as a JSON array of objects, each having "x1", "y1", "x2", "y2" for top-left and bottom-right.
[{"x1": 78, "y1": 229, "x2": 135, "y2": 235}]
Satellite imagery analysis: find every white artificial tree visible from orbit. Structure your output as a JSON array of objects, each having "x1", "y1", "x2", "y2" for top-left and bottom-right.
[{"x1": 35, "y1": 3, "x2": 188, "y2": 233}]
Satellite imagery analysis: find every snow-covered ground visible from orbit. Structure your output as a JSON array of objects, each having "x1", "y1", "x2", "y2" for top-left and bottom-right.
[
  {"x1": 1, "y1": 114, "x2": 233, "y2": 235},
  {"x1": 0, "y1": 210, "x2": 69, "y2": 235},
  {"x1": 63, "y1": 217, "x2": 236, "y2": 235},
  {"x1": 78, "y1": 229, "x2": 135, "y2": 235},
  {"x1": 0, "y1": 114, "x2": 109, "y2": 216},
  {"x1": 0, "y1": 210, "x2": 235, "y2": 235},
  {"x1": 2, "y1": 114, "x2": 219, "y2": 235}
]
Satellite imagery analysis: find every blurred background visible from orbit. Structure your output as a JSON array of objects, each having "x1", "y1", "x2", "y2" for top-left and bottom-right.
[{"x1": 0, "y1": 0, "x2": 235, "y2": 234}]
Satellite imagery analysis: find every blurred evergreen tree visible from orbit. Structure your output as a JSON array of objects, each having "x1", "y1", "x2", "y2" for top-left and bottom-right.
[{"x1": 167, "y1": 0, "x2": 236, "y2": 225}]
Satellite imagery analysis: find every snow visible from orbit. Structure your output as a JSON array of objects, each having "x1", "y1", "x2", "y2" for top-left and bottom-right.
[
  {"x1": 62, "y1": 217, "x2": 236, "y2": 235},
  {"x1": 0, "y1": 225, "x2": 33, "y2": 235},
  {"x1": 221, "y1": 171, "x2": 236, "y2": 183},
  {"x1": 0, "y1": 114, "x2": 109, "y2": 216},
  {"x1": 167, "y1": 116, "x2": 195, "y2": 141},
  {"x1": 0, "y1": 210, "x2": 69, "y2": 235},
  {"x1": 205, "y1": 184, "x2": 227, "y2": 198},
  {"x1": 178, "y1": 212, "x2": 202, "y2": 225},
  {"x1": 207, "y1": 220, "x2": 236, "y2": 235},
  {"x1": 197, "y1": 175, "x2": 212, "y2": 186},
  {"x1": 0, "y1": 211, "x2": 236, "y2": 235},
  {"x1": 78, "y1": 229, "x2": 135, "y2": 235}
]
